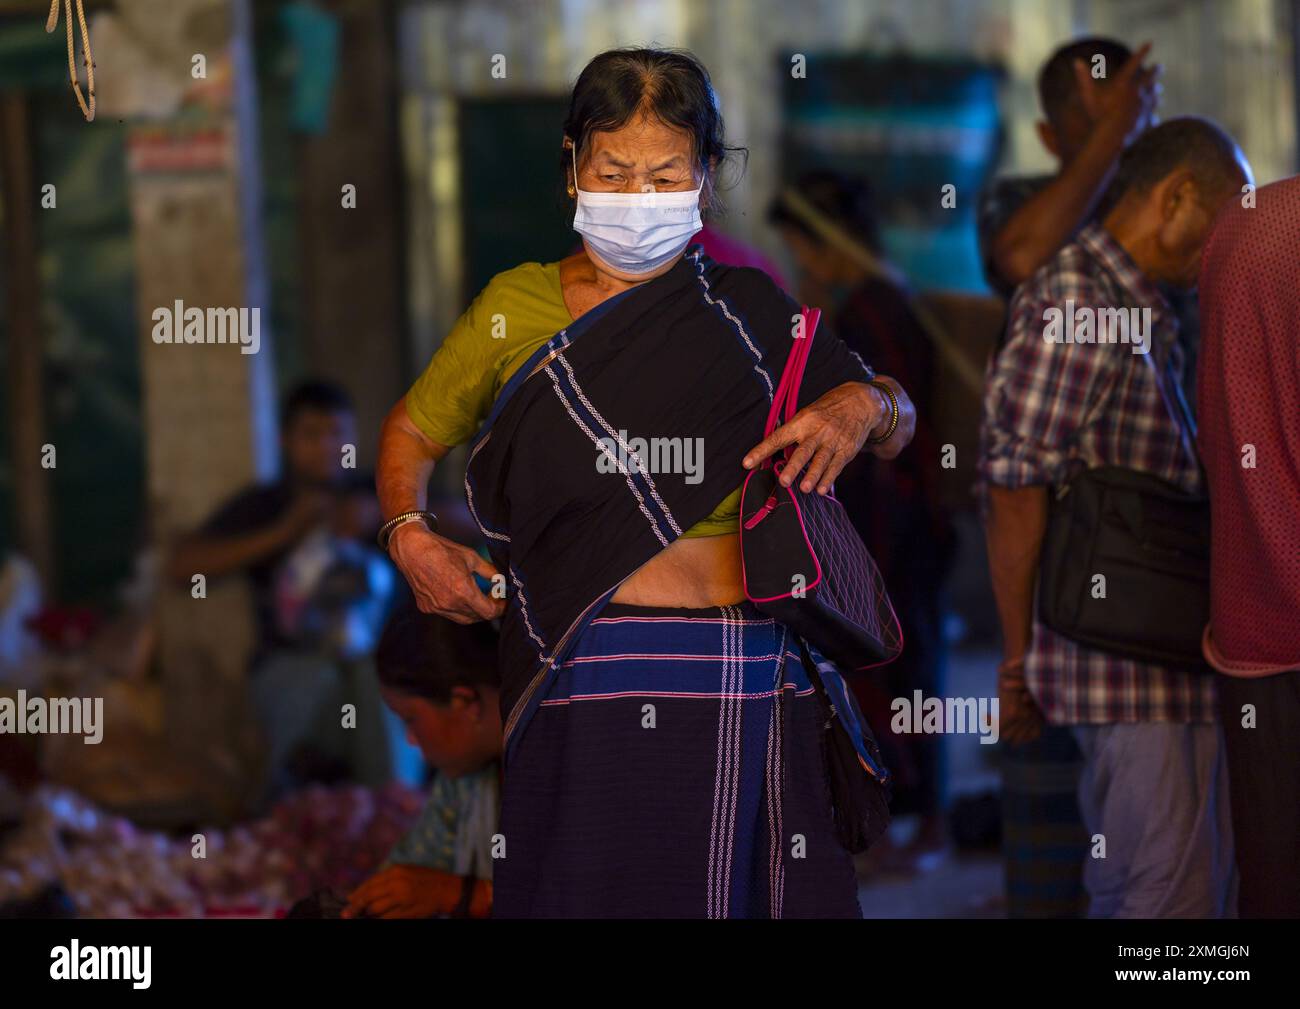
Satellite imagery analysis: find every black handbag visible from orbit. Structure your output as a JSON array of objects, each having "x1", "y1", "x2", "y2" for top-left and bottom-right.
[
  {"x1": 740, "y1": 307, "x2": 899, "y2": 854},
  {"x1": 739, "y1": 307, "x2": 903, "y2": 673},
  {"x1": 1036, "y1": 352, "x2": 1212, "y2": 671},
  {"x1": 795, "y1": 636, "x2": 892, "y2": 853}
]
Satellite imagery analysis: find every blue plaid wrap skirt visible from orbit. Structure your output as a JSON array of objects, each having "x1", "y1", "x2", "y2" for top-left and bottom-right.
[{"x1": 492, "y1": 601, "x2": 863, "y2": 918}]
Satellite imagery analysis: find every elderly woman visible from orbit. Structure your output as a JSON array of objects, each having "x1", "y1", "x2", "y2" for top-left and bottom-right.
[{"x1": 376, "y1": 47, "x2": 916, "y2": 918}]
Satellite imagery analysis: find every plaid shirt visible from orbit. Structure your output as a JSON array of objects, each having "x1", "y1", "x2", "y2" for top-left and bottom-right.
[
  {"x1": 977, "y1": 174, "x2": 1205, "y2": 409},
  {"x1": 978, "y1": 222, "x2": 1216, "y2": 724}
]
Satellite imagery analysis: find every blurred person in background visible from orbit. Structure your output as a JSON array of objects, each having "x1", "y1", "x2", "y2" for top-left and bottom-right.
[
  {"x1": 344, "y1": 607, "x2": 501, "y2": 919},
  {"x1": 980, "y1": 118, "x2": 1251, "y2": 917},
  {"x1": 979, "y1": 37, "x2": 1159, "y2": 300},
  {"x1": 981, "y1": 37, "x2": 1205, "y2": 402},
  {"x1": 1196, "y1": 174, "x2": 1300, "y2": 918},
  {"x1": 769, "y1": 172, "x2": 956, "y2": 873},
  {"x1": 168, "y1": 380, "x2": 396, "y2": 797},
  {"x1": 975, "y1": 35, "x2": 1158, "y2": 918}
]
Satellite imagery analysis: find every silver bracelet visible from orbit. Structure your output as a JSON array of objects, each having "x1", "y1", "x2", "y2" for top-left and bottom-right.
[{"x1": 377, "y1": 509, "x2": 438, "y2": 552}]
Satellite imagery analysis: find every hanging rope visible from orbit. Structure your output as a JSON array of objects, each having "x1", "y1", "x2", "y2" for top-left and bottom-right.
[{"x1": 46, "y1": 0, "x2": 96, "y2": 122}]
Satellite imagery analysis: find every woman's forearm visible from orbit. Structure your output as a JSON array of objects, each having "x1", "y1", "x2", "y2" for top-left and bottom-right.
[
  {"x1": 375, "y1": 396, "x2": 503, "y2": 621},
  {"x1": 376, "y1": 397, "x2": 447, "y2": 520}
]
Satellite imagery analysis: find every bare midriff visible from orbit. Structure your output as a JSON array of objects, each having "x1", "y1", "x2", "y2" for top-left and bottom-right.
[
  {"x1": 562, "y1": 253, "x2": 746, "y2": 609},
  {"x1": 611, "y1": 532, "x2": 745, "y2": 607}
]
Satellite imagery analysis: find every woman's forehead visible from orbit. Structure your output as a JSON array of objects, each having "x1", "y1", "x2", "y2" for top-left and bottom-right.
[{"x1": 584, "y1": 117, "x2": 694, "y2": 162}]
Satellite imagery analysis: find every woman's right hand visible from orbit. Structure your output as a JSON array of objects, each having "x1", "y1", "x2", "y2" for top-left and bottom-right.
[{"x1": 388, "y1": 523, "x2": 505, "y2": 623}]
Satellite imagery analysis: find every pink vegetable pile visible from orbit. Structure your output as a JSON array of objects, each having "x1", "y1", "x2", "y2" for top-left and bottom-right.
[{"x1": 0, "y1": 783, "x2": 424, "y2": 917}]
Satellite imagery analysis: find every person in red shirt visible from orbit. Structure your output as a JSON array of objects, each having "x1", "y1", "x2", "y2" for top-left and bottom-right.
[{"x1": 1196, "y1": 174, "x2": 1300, "y2": 918}]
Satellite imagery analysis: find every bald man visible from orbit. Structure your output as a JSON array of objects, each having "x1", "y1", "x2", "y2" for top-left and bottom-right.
[
  {"x1": 1197, "y1": 175, "x2": 1300, "y2": 918},
  {"x1": 980, "y1": 117, "x2": 1252, "y2": 917}
]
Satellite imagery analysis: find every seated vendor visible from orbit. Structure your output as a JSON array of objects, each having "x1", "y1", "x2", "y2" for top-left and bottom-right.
[
  {"x1": 167, "y1": 380, "x2": 394, "y2": 796},
  {"x1": 343, "y1": 607, "x2": 501, "y2": 919}
]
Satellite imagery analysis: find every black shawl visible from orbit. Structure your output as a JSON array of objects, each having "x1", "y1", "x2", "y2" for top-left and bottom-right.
[{"x1": 464, "y1": 246, "x2": 872, "y2": 761}]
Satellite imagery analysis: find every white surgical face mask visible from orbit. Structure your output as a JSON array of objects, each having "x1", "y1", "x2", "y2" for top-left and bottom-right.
[{"x1": 571, "y1": 144, "x2": 703, "y2": 275}]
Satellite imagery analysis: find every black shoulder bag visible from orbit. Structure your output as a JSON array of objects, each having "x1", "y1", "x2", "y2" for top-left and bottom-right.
[
  {"x1": 1036, "y1": 350, "x2": 1212, "y2": 671},
  {"x1": 740, "y1": 307, "x2": 904, "y2": 672}
]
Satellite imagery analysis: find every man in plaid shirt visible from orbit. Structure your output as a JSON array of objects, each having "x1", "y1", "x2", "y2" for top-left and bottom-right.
[
  {"x1": 980, "y1": 118, "x2": 1251, "y2": 917},
  {"x1": 976, "y1": 34, "x2": 1158, "y2": 921}
]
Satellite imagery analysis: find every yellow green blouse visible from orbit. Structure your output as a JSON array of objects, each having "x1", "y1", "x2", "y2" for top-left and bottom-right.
[{"x1": 405, "y1": 261, "x2": 741, "y2": 537}]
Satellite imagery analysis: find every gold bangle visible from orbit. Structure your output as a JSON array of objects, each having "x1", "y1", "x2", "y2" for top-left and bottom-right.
[{"x1": 865, "y1": 380, "x2": 899, "y2": 445}]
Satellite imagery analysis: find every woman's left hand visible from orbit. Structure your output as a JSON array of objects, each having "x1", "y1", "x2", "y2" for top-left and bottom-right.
[{"x1": 741, "y1": 377, "x2": 915, "y2": 494}]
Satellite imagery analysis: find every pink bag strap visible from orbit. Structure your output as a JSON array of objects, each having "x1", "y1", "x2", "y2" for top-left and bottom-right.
[
  {"x1": 760, "y1": 306, "x2": 820, "y2": 455},
  {"x1": 785, "y1": 306, "x2": 820, "y2": 425}
]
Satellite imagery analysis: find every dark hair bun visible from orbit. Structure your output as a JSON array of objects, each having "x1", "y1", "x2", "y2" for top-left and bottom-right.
[{"x1": 376, "y1": 604, "x2": 500, "y2": 702}]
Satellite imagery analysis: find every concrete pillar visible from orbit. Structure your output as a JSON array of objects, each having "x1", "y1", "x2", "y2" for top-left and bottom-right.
[{"x1": 105, "y1": 0, "x2": 274, "y2": 819}]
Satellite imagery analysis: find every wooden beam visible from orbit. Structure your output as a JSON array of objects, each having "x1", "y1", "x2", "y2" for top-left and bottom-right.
[
  {"x1": 295, "y1": 0, "x2": 405, "y2": 467},
  {"x1": 0, "y1": 1, "x2": 115, "y2": 15},
  {"x1": 0, "y1": 90, "x2": 55, "y2": 592}
]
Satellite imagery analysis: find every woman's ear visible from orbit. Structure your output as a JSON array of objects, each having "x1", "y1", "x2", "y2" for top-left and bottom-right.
[
  {"x1": 699, "y1": 156, "x2": 717, "y2": 212},
  {"x1": 564, "y1": 135, "x2": 577, "y2": 197}
]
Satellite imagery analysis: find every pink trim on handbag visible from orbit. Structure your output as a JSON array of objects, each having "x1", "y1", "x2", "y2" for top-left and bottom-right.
[
  {"x1": 739, "y1": 465, "x2": 825, "y2": 603},
  {"x1": 756, "y1": 307, "x2": 820, "y2": 466},
  {"x1": 740, "y1": 307, "x2": 825, "y2": 604}
]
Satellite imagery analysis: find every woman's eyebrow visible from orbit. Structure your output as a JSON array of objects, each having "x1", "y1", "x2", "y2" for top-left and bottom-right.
[
  {"x1": 597, "y1": 153, "x2": 635, "y2": 169},
  {"x1": 596, "y1": 153, "x2": 687, "y2": 171},
  {"x1": 651, "y1": 156, "x2": 686, "y2": 172}
]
